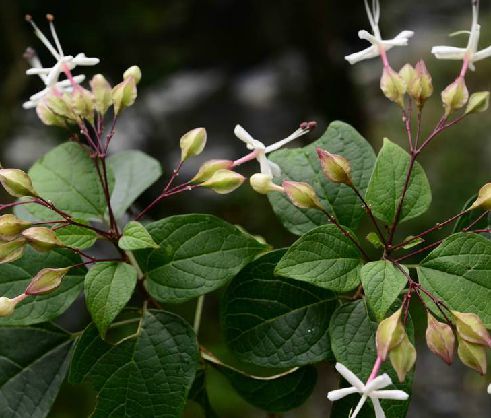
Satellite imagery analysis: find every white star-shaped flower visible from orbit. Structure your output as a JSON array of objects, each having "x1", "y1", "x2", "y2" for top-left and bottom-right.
[
  {"x1": 22, "y1": 49, "x2": 86, "y2": 109},
  {"x1": 431, "y1": 0, "x2": 491, "y2": 71},
  {"x1": 345, "y1": 0, "x2": 414, "y2": 65},
  {"x1": 23, "y1": 15, "x2": 99, "y2": 109},
  {"x1": 327, "y1": 363, "x2": 409, "y2": 418},
  {"x1": 233, "y1": 122, "x2": 315, "y2": 177}
]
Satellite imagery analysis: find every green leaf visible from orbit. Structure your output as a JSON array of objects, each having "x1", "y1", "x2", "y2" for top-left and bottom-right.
[
  {"x1": 275, "y1": 224, "x2": 363, "y2": 292},
  {"x1": 69, "y1": 310, "x2": 200, "y2": 418},
  {"x1": 85, "y1": 262, "x2": 138, "y2": 337},
  {"x1": 0, "y1": 323, "x2": 73, "y2": 418},
  {"x1": 0, "y1": 247, "x2": 85, "y2": 325},
  {"x1": 213, "y1": 363, "x2": 317, "y2": 413},
  {"x1": 108, "y1": 150, "x2": 162, "y2": 219},
  {"x1": 401, "y1": 236, "x2": 425, "y2": 249},
  {"x1": 366, "y1": 232, "x2": 384, "y2": 248},
  {"x1": 418, "y1": 232, "x2": 491, "y2": 327},
  {"x1": 361, "y1": 261, "x2": 408, "y2": 321},
  {"x1": 222, "y1": 250, "x2": 337, "y2": 367},
  {"x1": 189, "y1": 370, "x2": 218, "y2": 418},
  {"x1": 137, "y1": 214, "x2": 267, "y2": 303},
  {"x1": 329, "y1": 300, "x2": 413, "y2": 418},
  {"x1": 365, "y1": 138, "x2": 431, "y2": 225},
  {"x1": 25, "y1": 142, "x2": 111, "y2": 221},
  {"x1": 118, "y1": 221, "x2": 159, "y2": 250},
  {"x1": 56, "y1": 224, "x2": 97, "y2": 249},
  {"x1": 453, "y1": 195, "x2": 490, "y2": 239},
  {"x1": 268, "y1": 121, "x2": 376, "y2": 235}
]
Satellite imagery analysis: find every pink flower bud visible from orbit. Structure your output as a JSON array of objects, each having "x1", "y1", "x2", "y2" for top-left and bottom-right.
[
  {"x1": 22, "y1": 227, "x2": 64, "y2": 252},
  {"x1": 426, "y1": 313, "x2": 455, "y2": 365},
  {"x1": 282, "y1": 181, "x2": 323, "y2": 210},
  {"x1": 316, "y1": 148, "x2": 352, "y2": 185},
  {"x1": 25, "y1": 267, "x2": 70, "y2": 295}
]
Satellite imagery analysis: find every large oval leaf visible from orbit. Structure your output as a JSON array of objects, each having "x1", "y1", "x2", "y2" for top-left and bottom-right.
[
  {"x1": 0, "y1": 323, "x2": 73, "y2": 418},
  {"x1": 137, "y1": 214, "x2": 267, "y2": 303},
  {"x1": 69, "y1": 310, "x2": 200, "y2": 418},
  {"x1": 222, "y1": 250, "x2": 337, "y2": 367},
  {"x1": 418, "y1": 232, "x2": 491, "y2": 327},
  {"x1": 361, "y1": 261, "x2": 407, "y2": 321},
  {"x1": 213, "y1": 363, "x2": 317, "y2": 413},
  {"x1": 23, "y1": 142, "x2": 111, "y2": 221},
  {"x1": 275, "y1": 224, "x2": 363, "y2": 292},
  {"x1": 365, "y1": 138, "x2": 431, "y2": 225},
  {"x1": 85, "y1": 261, "x2": 138, "y2": 337},
  {"x1": 0, "y1": 247, "x2": 85, "y2": 325},
  {"x1": 329, "y1": 300, "x2": 413, "y2": 418},
  {"x1": 108, "y1": 150, "x2": 162, "y2": 219},
  {"x1": 268, "y1": 121, "x2": 376, "y2": 235}
]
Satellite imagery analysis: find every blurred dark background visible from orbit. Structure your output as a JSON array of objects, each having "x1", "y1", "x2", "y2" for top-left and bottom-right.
[{"x1": 0, "y1": 0, "x2": 490, "y2": 417}]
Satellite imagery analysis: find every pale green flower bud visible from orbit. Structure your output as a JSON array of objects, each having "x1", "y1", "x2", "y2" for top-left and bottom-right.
[
  {"x1": 0, "y1": 296, "x2": 16, "y2": 317},
  {"x1": 282, "y1": 181, "x2": 323, "y2": 210},
  {"x1": 180, "y1": 128, "x2": 207, "y2": 161},
  {"x1": 426, "y1": 313, "x2": 455, "y2": 365},
  {"x1": 191, "y1": 159, "x2": 234, "y2": 183},
  {"x1": 90, "y1": 74, "x2": 113, "y2": 114},
  {"x1": 465, "y1": 91, "x2": 490, "y2": 114},
  {"x1": 72, "y1": 87, "x2": 95, "y2": 124},
  {"x1": 470, "y1": 183, "x2": 491, "y2": 210},
  {"x1": 389, "y1": 333, "x2": 416, "y2": 382},
  {"x1": 380, "y1": 67, "x2": 406, "y2": 107},
  {"x1": 457, "y1": 335, "x2": 487, "y2": 375},
  {"x1": 407, "y1": 60, "x2": 433, "y2": 107},
  {"x1": 376, "y1": 308, "x2": 406, "y2": 361},
  {"x1": 25, "y1": 267, "x2": 70, "y2": 295},
  {"x1": 0, "y1": 214, "x2": 31, "y2": 239},
  {"x1": 112, "y1": 77, "x2": 137, "y2": 115},
  {"x1": 0, "y1": 169, "x2": 38, "y2": 197},
  {"x1": 123, "y1": 65, "x2": 142, "y2": 84},
  {"x1": 452, "y1": 311, "x2": 491, "y2": 347},
  {"x1": 0, "y1": 238, "x2": 26, "y2": 264},
  {"x1": 249, "y1": 173, "x2": 284, "y2": 194},
  {"x1": 36, "y1": 100, "x2": 68, "y2": 127},
  {"x1": 442, "y1": 77, "x2": 468, "y2": 116},
  {"x1": 22, "y1": 227, "x2": 64, "y2": 252},
  {"x1": 316, "y1": 148, "x2": 352, "y2": 185},
  {"x1": 200, "y1": 169, "x2": 245, "y2": 194},
  {"x1": 399, "y1": 64, "x2": 417, "y2": 87}
]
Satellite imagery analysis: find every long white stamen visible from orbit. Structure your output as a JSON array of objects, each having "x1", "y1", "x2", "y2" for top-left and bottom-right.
[
  {"x1": 47, "y1": 14, "x2": 64, "y2": 57},
  {"x1": 25, "y1": 16, "x2": 60, "y2": 59},
  {"x1": 265, "y1": 128, "x2": 309, "y2": 153}
]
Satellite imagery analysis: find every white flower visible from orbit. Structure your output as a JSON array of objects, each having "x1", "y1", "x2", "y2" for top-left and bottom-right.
[
  {"x1": 233, "y1": 122, "x2": 314, "y2": 177},
  {"x1": 23, "y1": 15, "x2": 99, "y2": 108},
  {"x1": 345, "y1": 0, "x2": 414, "y2": 65},
  {"x1": 488, "y1": 383, "x2": 491, "y2": 395},
  {"x1": 431, "y1": 0, "x2": 491, "y2": 71},
  {"x1": 327, "y1": 363, "x2": 409, "y2": 418}
]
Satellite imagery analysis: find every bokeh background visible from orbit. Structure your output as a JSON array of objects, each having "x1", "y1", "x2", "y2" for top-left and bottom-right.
[{"x1": 0, "y1": 0, "x2": 490, "y2": 417}]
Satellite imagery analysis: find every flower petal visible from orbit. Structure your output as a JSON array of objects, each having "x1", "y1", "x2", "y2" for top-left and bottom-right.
[
  {"x1": 334, "y1": 363, "x2": 365, "y2": 391},
  {"x1": 234, "y1": 125, "x2": 265, "y2": 149},
  {"x1": 327, "y1": 386, "x2": 359, "y2": 401},
  {"x1": 72, "y1": 52, "x2": 100, "y2": 66},
  {"x1": 358, "y1": 30, "x2": 378, "y2": 44},
  {"x1": 431, "y1": 46, "x2": 466, "y2": 60},
  {"x1": 364, "y1": 374, "x2": 391, "y2": 393},
  {"x1": 371, "y1": 390, "x2": 409, "y2": 401},
  {"x1": 371, "y1": 398, "x2": 386, "y2": 418},
  {"x1": 473, "y1": 45, "x2": 491, "y2": 62},
  {"x1": 345, "y1": 46, "x2": 379, "y2": 64}
]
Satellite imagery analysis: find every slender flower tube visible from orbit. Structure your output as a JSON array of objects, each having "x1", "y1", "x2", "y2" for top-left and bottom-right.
[
  {"x1": 327, "y1": 363, "x2": 408, "y2": 418},
  {"x1": 345, "y1": 0, "x2": 414, "y2": 66},
  {"x1": 431, "y1": 0, "x2": 491, "y2": 73}
]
